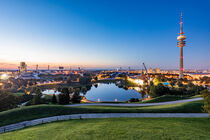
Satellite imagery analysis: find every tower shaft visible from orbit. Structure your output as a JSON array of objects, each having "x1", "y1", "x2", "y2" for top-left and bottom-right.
[{"x1": 179, "y1": 47, "x2": 183, "y2": 79}]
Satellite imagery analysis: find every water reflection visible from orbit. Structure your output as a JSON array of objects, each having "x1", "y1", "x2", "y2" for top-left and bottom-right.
[
  {"x1": 42, "y1": 83, "x2": 145, "y2": 102},
  {"x1": 84, "y1": 83, "x2": 142, "y2": 102}
]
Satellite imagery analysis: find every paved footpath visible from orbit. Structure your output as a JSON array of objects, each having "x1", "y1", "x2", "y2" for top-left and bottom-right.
[
  {"x1": 0, "y1": 113, "x2": 208, "y2": 134},
  {"x1": 66, "y1": 97, "x2": 203, "y2": 107}
]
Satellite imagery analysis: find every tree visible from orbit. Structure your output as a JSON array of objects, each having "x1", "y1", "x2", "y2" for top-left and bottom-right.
[
  {"x1": 68, "y1": 87, "x2": 74, "y2": 94},
  {"x1": 141, "y1": 90, "x2": 146, "y2": 99},
  {"x1": 51, "y1": 94, "x2": 57, "y2": 104},
  {"x1": 81, "y1": 87, "x2": 87, "y2": 95},
  {"x1": 170, "y1": 79, "x2": 176, "y2": 88},
  {"x1": 61, "y1": 87, "x2": 69, "y2": 95},
  {"x1": 79, "y1": 76, "x2": 91, "y2": 85},
  {"x1": 201, "y1": 90, "x2": 210, "y2": 114},
  {"x1": 94, "y1": 84, "x2": 98, "y2": 88},
  {"x1": 58, "y1": 93, "x2": 69, "y2": 104},
  {"x1": 150, "y1": 83, "x2": 170, "y2": 97},
  {"x1": 71, "y1": 88, "x2": 81, "y2": 103},
  {"x1": 0, "y1": 90, "x2": 19, "y2": 111},
  {"x1": 86, "y1": 85, "x2": 92, "y2": 91},
  {"x1": 187, "y1": 81, "x2": 194, "y2": 88},
  {"x1": 200, "y1": 76, "x2": 210, "y2": 85},
  {"x1": 94, "y1": 76, "x2": 98, "y2": 81},
  {"x1": 177, "y1": 80, "x2": 183, "y2": 87},
  {"x1": 58, "y1": 88, "x2": 70, "y2": 104},
  {"x1": 32, "y1": 88, "x2": 42, "y2": 105},
  {"x1": 153, "y1": 78, "x2": 161, "y2": 86}
]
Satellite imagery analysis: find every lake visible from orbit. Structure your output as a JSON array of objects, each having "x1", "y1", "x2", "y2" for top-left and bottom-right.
[
  {"x1": 84, "y1": 83, "x2": 142, "y2": 102},
  {"x1": 42, "y1": 83, "x2": 142, "y2": 102}
]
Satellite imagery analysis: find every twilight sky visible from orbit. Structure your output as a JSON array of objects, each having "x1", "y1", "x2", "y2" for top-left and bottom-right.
[{"x1": 0, "y1": 0, "x2": 209, "y2": 70}]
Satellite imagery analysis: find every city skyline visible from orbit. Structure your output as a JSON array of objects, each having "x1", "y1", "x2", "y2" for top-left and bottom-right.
[{"x1": 0, "y1": 0, "x2": 210, "y2": 70}]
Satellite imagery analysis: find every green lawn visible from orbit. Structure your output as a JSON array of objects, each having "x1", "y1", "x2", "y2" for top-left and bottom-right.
[
  {"x1": 0, "y1": 100, "x2": 204, "y2": 127},
  {"x1": 141, "y1": 95, "x2": 202, "y2": 103},
  {"x1": 1, "y1": 118, "x2": 210, "y2": 140},
  {"x1": 142, "y1": 95, "x2": 189, "y2": 103},
  {"x1": 13, "y1": 92, "x2": 25, "y2": 97}
]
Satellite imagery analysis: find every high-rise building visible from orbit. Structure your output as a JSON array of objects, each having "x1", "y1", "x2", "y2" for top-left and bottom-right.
[
  {"x1": 59, "y1": 66, "x2": 64, "y2": 70},
  {"x1": 20, "y1": 62, "x2": 27, "y2": 73},
  {"x1": 36, "y1": 64, "x2": 39, "y2": 72},
  {"x1": 177, "y1": 13, "x2": 186, "y2": 79}
]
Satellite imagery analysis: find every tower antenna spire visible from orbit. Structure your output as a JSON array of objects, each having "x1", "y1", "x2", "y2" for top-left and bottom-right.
[{"x1": 180, "y1": 12, "x2": 183, "y2": 35}]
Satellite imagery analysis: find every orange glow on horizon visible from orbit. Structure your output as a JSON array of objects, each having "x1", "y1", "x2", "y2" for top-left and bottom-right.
[{"x1": 0, "y1": 61, "x2": 121, "y2": 69}]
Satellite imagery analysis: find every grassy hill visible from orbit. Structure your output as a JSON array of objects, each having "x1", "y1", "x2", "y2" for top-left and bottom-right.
[
  {"x1": 141, "y1": 95, "x2": 201, "y2": 103},
  {"x1": 1, "y1": 118, "x2": 210, "y2": 140},
  {"x1": 0, "y1": 100, "x2": 204, "y2": 127}
]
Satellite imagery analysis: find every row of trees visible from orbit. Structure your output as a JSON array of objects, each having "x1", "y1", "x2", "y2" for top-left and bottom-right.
[
  {"x1": 0, "y1": 90, "x2": 19, "y2": 112},
  {"x1": 200, "y1": 76, "x2": 210, "y2": 85},
  {"x1": 52, "y1": 87, "x2": 89, "y2": 104},
  {"x1": 141, "y1": 80, "x2": 205, "y2": 98}
]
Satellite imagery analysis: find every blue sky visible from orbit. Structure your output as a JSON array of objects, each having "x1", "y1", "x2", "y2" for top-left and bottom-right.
[{"x1": 0, "y1": 0, "x2": 209, "y2": 69}]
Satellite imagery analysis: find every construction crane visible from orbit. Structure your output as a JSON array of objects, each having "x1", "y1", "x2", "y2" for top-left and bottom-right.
[{"x1": 142, "y1": 63, "x2": 150, "y2": 80}]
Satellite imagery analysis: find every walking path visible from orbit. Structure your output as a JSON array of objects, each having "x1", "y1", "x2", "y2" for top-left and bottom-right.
[
  {"x1": 66, "y1": 97, "x2": 203, "y2": 107},
  {"x1": 0, "y1": 113, "x2": 208, "y2": 134}
]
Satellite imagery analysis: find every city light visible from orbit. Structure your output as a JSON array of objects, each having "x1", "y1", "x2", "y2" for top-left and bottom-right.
[
  {"x1": 1, "y1": 73, "x2": 8, "y2": 80},
  {"x1": 134, "y1": 79, "x2": 144, "y2": 85}
]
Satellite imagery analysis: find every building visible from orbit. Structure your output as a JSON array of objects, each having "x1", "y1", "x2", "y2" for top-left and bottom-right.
[
  {"x1": 15, "y1": 72, "x2": 40, "y2": 80},
  {"x1": 177, "y1": 13, "x2": 186, "y2": 79},
  {"x1": 127, "y1": 75, "x2": 145, "y2": 85},
  {"x1": 148, "y1": 68, "x2": 153, "y2": 73},
  {"x1": 186, "y1": 73, "x2": 210, "y2": 80},
  {"x1": 155, "y1": 68, "x2": 160, "y2": 73},
  {"x1": 19, "y1": 62, "x2": 27, "y2": 73},
  {"x1": 59, "y1": 66, "x2": 64, "y2": 70}
]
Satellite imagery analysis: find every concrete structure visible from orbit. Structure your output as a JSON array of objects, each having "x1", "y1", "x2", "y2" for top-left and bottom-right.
[{"x1": 177, "y1": 13, "x2": 186, "y2": 79}]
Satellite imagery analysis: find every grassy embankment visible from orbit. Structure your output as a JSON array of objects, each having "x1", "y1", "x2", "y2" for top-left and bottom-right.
[
  {"x1": 0, "y1": 100, "x2": 204, "y2": 127},
  {"x1": 0, "y1": 118, "x2": 210, "y2": 140},
  {"x1": 141, "y1": 95, "x2": 202, "y2": 103}
]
